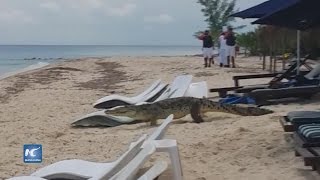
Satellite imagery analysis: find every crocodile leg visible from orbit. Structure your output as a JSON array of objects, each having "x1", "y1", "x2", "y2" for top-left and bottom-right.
[{"x1": 190, "y1": 102, "x2": 204, "y2": 123}]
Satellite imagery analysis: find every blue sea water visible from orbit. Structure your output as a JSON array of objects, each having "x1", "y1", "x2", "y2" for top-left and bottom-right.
[{"x1": 0, "y1": 45, "x2": 204, "y2": 76}]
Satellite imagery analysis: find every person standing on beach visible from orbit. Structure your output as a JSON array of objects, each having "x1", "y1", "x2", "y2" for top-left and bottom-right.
[
  {"x1": 198, "y1": 30, "x2": 214, "y2": 68},
  {"x1": 218, "y1": 32, "x2": 227, "y2": 67},
  {"x1": 225, "y1": 27, "x2": 236, "y2": 68}
]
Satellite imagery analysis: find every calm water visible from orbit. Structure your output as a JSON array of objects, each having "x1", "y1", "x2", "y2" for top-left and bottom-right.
[{"x1": 0, "y1": 45, "x2": 203, "y2": 76}]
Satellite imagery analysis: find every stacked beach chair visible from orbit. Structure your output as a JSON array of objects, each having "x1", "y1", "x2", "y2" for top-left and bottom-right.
[
  {"x1": 280, "y1": 111, "x2": 320, "y2": 173},
  {"x1": 93, "y1": 74, "x2": 208, "y2": 109},
  {"x1": 72, "y1": 74, "x2": 208, "y2": 127}
]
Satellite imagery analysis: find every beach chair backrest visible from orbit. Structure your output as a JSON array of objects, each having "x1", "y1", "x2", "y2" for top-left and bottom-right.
[
  {"x1": 109, "y1": 143, "x2": 156, "y2": 180},
  {"x1": 141, "y1": 83, "x2": 168, "y2": 102},
  {"x1": 155, "y1": 75, "x2": 193, "y2": 101},
  {"x1": 304, "y1": 64, "x2": 320, "y2": 79},
  {"x1": 128, "y1": 114, "x2": 173, "y2": 149},
  {"x1": 131, "y1": 79, "x2": 162, "y2": 102},
  {"x1": 93, "y1": 79, "x2": 161, "y2": 107},
  {"x1": 98, "y1": 134, "x2": 147, "y2": 179},
  {"x1": 146, "y1": 114, "x2": 174, "y2": 142},
  {"x1": 184, "y1": 81, "x2": 208, "y2": 98}
]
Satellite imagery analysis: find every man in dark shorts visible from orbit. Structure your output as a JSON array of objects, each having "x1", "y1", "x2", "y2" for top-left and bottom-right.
[
  {"x1": 225, "y1": 27, "x2": 236, "y2": 68},
  {"x1": 198, "y1": 30, "x2": 214, "y2": 67}
]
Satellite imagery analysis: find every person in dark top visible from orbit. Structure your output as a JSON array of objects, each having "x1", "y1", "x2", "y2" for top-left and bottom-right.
[
  {"x1": 225, "y1": 27, "x2": 236, "y2": 68},
  {"x1": 198, "y1": 30, "x2": 214, "y2": 67}
]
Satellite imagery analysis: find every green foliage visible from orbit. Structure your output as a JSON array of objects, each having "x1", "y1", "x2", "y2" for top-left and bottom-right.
[
  {"x1": 197, "y1": 0, "x2": 237, "y2": 38},
  {"x1": 237, "y1": 32, "x2": 258, "y2": 56},
  {"x1": 256, "y1": 26, "x2": 296, "y2": 55},
  {"x1": 238, "y1": 26, "x2": 320, "y2": 57}
]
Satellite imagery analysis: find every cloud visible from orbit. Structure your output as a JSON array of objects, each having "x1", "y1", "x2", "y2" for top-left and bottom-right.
[
  {"x1": 65, "y1": 0, "x2": 103, "y2": 10},
  {"x1": 0, "y1": 0, "x2": 206, "y2": 45},
  {"x1": 143, "y1": 25, "x2": 153, "y2": 31},
  {"x1": 144, "y1": 14, "x2": 174, "y2": 24},
  {"x1": 105, "y1": 3, "x2": 137, "y2": 17},
  {"x1": 39, "y1": 1, "x2": 60, "y2": 12},
  {"x1": 41, "y1": 1, "x2": 137, "y2": 17},
  {"x1": 0, "y1": 9, "x2": 34, "y2": 24}
]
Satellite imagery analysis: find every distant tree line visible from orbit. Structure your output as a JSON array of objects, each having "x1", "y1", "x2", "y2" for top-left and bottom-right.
[{"x1": 237, "y1": 26, "x2": 320, "y2": 58}]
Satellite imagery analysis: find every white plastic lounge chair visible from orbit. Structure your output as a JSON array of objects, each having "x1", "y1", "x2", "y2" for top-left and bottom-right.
[
  {"x1": 137, "y1": 161, "x2": 168, "y2": 180},
  {"x1": 30, "y1": 134, "x2": 148, "y2": 180},
  {"x1": 184, "y1": 81, "x2": 208, "y2": 98},
  {"x1": 8, "y1": 160, "x2": 168, "y2": 180},
  {"x1": 109, "y1": 142, "x2": 157, "y2": 180},
  {"x1": 93, "y1": 79, "x2": 167, "y2": 109},
  {"x1": 71, "y1": 108, "x2": 173, "y2": 127},
  {"x1": 155, "y1": 75, "x2": 193, "y2": 101},
  {"x1": 71, "y1": 110, "x2": 135, "y2": 127},
  {"x1": 12, "y1": 115, "x2": 174, "y2": 180}
]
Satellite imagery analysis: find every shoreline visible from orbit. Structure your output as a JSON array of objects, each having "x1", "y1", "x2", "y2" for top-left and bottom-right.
[
  {"x1": 0, "y1": 61, "x2": 50, "y2": 81},
  {"x1": 0, "y1": 44, "x2": 210, "y2": 80},
  {"x1": 1, "y1": 56, "x2": 318, "y2": 179},
  {"x1": 0, "y1": 54, "x2": 208, "y2": 81}
]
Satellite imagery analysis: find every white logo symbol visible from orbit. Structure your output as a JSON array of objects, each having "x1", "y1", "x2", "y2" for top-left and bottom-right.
[{"x1": 25, "y1": 147, "x2": 40, "y2": 157}]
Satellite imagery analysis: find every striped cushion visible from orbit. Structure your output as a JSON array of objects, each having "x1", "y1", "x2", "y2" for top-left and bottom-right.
[
  {"x1": 298, "y1": 124, "x2": 320, "y2": 139},
  {"x1": 287, "y1": 111, "x2": 320, "y2": 123}
]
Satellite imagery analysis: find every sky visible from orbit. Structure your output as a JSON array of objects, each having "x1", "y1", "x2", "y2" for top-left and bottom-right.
[{"x1": 0, "y1": 0, "x2": 266, "y2": 45}]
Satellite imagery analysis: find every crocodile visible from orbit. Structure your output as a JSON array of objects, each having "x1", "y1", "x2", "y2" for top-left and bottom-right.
[{"x1": 104, "y1": 97, "x2": 273, "y2": 125}]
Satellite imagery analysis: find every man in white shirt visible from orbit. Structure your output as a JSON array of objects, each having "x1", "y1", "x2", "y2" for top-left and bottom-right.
[{"x1": 218, "y1": 32, "x2": 227, "y2": 67}]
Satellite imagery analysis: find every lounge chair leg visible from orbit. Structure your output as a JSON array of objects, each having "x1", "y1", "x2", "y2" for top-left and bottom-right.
[
  {"x1": 153, "y1": 140, "x2": 183, "y2": 180},
  {"x1": 168, "y1": 147, "x2": 183, "y2": 180},
  {"x1": 218, "y1": 91, "x2": 227, "y2": 98}
]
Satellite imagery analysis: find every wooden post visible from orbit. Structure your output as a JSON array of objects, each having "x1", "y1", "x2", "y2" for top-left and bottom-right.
[
  {"x1": 282, "y1": 58, "x2": 286, "y2": 70},
  {"x1": 262, "y1": 55, "x2": 266, "y2": 70},
  {"x1": 273, "y1": 56, "x2": 277, "y2": 73},
  {"x1": 269, "y1": 55, "x2": 273, "y2": 72}
]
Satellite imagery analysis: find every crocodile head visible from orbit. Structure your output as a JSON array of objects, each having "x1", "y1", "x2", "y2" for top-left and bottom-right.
[{"x1": 104, "y1": 105, "x2": 138, "y2": 118}]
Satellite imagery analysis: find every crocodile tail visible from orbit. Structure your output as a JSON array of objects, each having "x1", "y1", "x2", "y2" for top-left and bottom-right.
[{"x1": 220, "y1": 104, "x2": 273, "y2": 116}]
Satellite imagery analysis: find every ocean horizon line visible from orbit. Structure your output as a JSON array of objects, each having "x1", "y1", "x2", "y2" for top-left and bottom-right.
[{"x1": 0, "y1": 44, "x2": 200, "y2": 47}]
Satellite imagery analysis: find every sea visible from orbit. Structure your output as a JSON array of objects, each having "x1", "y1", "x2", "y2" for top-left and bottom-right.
[{"x1": 0, "y1": 45, "x2": 210, "y2": 78}]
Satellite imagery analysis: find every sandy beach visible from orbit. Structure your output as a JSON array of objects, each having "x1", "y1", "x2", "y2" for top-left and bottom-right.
[{"x1": 1, "y1": 56, "x2": 320, "y2": 180}]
